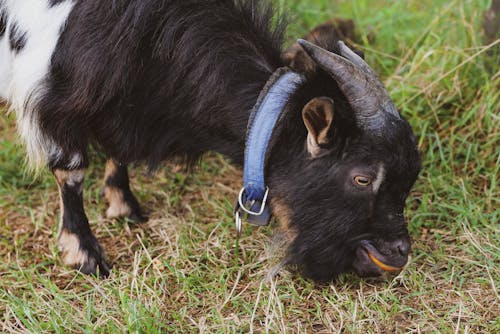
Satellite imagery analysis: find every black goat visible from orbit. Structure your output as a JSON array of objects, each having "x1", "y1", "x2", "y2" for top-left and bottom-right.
[{"x1": 0, "y1": 0, "x2": 421, "y2": 282}]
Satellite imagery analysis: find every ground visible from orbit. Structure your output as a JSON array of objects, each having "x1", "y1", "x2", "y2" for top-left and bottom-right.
[{"x1": 0, "y1": 0, "x2": 499, "y2": 333}]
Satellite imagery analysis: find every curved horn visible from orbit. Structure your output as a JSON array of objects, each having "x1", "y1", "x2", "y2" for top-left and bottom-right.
[
  {"x1": 337, "y1": 41, "x2": 379, "y2": 79},
  {"x1": 337, "y1": 41, "x2": 400, "y2": 119},
  {"x1": 297, "y1": 39, "x2": 400, "y2": 129}
]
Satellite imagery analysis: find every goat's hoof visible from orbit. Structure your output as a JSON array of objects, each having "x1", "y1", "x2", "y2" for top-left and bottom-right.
[
  {"x1": 106, "y1": 206, "x2": 148, "y2": 224},
  {"x1": 128, "y1": 211, "x2": 148, "y2": 224},
  {"x1": 59, "y1": 231, "x2": 111, "y2": 278},
  {"x1": 77, "y1": 250, "x2": 111, "y2": 278},
  {"x1": 105, "y1": 196, "x2": 147, "y2": 224}
]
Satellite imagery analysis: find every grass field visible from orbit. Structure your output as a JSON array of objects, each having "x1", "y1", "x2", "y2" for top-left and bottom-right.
[{"x1": 1, "y1": 0, "x2": 499, "y2": 332}]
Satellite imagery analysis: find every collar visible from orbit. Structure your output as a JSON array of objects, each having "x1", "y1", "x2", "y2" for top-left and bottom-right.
[{"x1": 234, "y1": 68, "x2": 305, "y2": 236}]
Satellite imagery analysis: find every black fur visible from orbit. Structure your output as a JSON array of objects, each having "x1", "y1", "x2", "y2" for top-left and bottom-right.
[
  {"x1": 0, "y1": 9, "x2": 6, "y2": 38},
  {"x1": 48, "y1": 0, "x2": 67, "y2": 7},
  {"x1": 59, "y1": 176, "x2": 110, "y2": 276},
  {"x1": 8, "y1": 22, "x2": 27, "y2": 54},
  {"x1": 38, "y1": 0, "x2": 285, "y2": 169},
  {"x1": 31, "y1": 0, "x2": 420, "y2": 281}
]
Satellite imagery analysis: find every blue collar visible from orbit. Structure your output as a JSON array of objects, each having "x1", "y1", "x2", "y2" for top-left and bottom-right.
[{"x1": 235, "y1": 68, "x2": 305, "y2": 234}]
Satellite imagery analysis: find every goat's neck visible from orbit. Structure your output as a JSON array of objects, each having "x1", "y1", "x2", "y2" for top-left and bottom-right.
[{"x1": 208, "y1": 68, "x2": 285, "y2": 165}]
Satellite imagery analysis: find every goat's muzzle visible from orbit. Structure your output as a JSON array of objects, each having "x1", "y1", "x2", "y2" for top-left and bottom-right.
[{"x1": 352, "y1": 238, "x2": 410, "y2": 277}]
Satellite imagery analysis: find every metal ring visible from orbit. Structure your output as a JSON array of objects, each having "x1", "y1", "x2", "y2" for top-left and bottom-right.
[
  {"x1": 237, "y1": 187, "x2": 269, "y2": 216},
  {"x1": 235, "y1": 211, "x2": 242, "y2": 237}
]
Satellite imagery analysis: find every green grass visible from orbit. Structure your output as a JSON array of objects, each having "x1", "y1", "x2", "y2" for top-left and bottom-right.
[{"x1": 1, "y1": 0, "x2": 499, "y2": 332}]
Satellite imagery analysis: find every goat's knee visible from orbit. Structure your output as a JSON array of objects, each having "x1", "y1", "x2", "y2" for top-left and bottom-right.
[
  {"x1": 103, "y1": 159, "x2": 146, "y2": 222},
  {"x1": 53, "y1": 168, "x2": 110, "y2": 277}
]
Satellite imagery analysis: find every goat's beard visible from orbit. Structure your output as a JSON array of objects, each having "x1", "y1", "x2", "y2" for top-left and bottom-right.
[{"x1": 280, "y1": 233, "x2": 357, "y2": 282}]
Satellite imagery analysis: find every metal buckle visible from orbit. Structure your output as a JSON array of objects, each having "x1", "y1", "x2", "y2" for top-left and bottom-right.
[
  {"x1": 237, "y1": 187, "x2": 269, "y2": 216},
  {"x1": 234, "y1": 186, "x2": 269, "y2": 237}
]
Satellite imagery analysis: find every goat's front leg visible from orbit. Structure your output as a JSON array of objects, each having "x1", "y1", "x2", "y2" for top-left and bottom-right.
[
  {"x1": 53, "y1": 168, "x2": 110, "y2": 277},
  {"x1": 104, "y1": 159, "x2": 146, "y2": 222}
]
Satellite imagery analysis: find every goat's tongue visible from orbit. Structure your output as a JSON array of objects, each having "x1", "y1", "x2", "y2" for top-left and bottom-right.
[{"x1": 366, "y1": 252, "x2": 403, "y2": 272}]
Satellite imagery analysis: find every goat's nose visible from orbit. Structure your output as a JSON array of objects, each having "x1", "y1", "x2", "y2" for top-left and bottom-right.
[{"x1": 391, "y1": 238, "x2": 411, "y2": 257}]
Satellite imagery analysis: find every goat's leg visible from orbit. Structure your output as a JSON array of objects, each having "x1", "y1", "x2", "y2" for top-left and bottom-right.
[
  {"x1": 54, "y1": 168, "x2": 110, "y2": 276},
  {"x1": 103, "y1": 159, "x2": 146, "y2": 222}
]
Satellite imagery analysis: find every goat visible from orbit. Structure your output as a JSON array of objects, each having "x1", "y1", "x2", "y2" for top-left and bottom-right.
[{"x1": 0, "y1": 0, "x2": 421, "y2": 282}]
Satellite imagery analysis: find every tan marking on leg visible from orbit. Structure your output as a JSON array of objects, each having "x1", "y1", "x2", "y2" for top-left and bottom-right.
[
  {"x1": 54, "y1": 169, "x2": 85, "y2": 188},
  {"x1": 104, "y1": 187, "x2": 132, "y2": 219},
  {"x1": 104, "y1": 159, "x2": 132, "y2": 219},
  {"x1": 58, "y1": 230, "x2": 89, "y2": 267},
  {"x1": 54, "y1": 169, "x2": 69, "y2": 185},
  {"x1": 271, "y1": 198, "x2": 297, "y2": 242},
  {"x1": 104, "y1": 159, "x2": 119, "y2": 179},
  {"x1": 55, "y1": 182, "x2": 64, "y2": 234},
  {"x1": 53, "y1": 169, "x2": 86, "y2": 235}
]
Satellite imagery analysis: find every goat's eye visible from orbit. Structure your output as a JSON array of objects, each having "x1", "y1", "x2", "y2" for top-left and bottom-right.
[{"x1": 354, "y1": 175, "x2": 372, "y2": 187}]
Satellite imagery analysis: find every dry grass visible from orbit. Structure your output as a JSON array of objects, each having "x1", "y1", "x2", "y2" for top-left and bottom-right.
[{"x1": 1, "y1": 0, "x2": 499, "y2": 333}]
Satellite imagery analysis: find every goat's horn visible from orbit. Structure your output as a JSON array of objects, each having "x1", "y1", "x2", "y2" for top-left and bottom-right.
[
  {"x1": 297, "y1": 39, "x2": 400, "y2": 130},
  {"x1": 336, "y1": 41, "x2": 379, "y2": 79}
]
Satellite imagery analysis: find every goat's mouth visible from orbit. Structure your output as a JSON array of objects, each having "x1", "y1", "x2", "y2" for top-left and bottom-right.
[{"x1": 352, "y1": 240, "x2": 407, "y2": 277}]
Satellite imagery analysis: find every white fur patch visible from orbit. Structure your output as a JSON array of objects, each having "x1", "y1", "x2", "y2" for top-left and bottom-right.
[
  {"x1": 67, "y1": 152, "x2": 83, "y2": 170},
  {"x1": 372, "y1": 164, "x2": 385, "y2": 193},
  {"x1": 0, "y1": 0, "x2": 75, "y2": 169},
  {"x1": 67, "y1": 169, "x2": 85, "y2": 187}
]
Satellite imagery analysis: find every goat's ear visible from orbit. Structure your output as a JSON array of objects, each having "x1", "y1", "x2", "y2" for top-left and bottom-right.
[{"x1": 302, "y1": 97, "x2": 335, "y2": 157}]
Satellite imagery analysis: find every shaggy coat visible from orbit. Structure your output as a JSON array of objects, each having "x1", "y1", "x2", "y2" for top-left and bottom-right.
[{"x1": 0, "y1": 0, "x2": 421, "y2": 281}]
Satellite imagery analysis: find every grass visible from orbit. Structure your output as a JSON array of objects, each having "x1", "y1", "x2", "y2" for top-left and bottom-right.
[{"x1": 1, "y1": 0, "x2": 499, "y2": 332}]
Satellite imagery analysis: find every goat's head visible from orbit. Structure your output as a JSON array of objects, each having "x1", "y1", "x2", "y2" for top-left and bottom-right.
[{"x1": 267, "y1": 40, "x2": 421, "y2": 282}]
